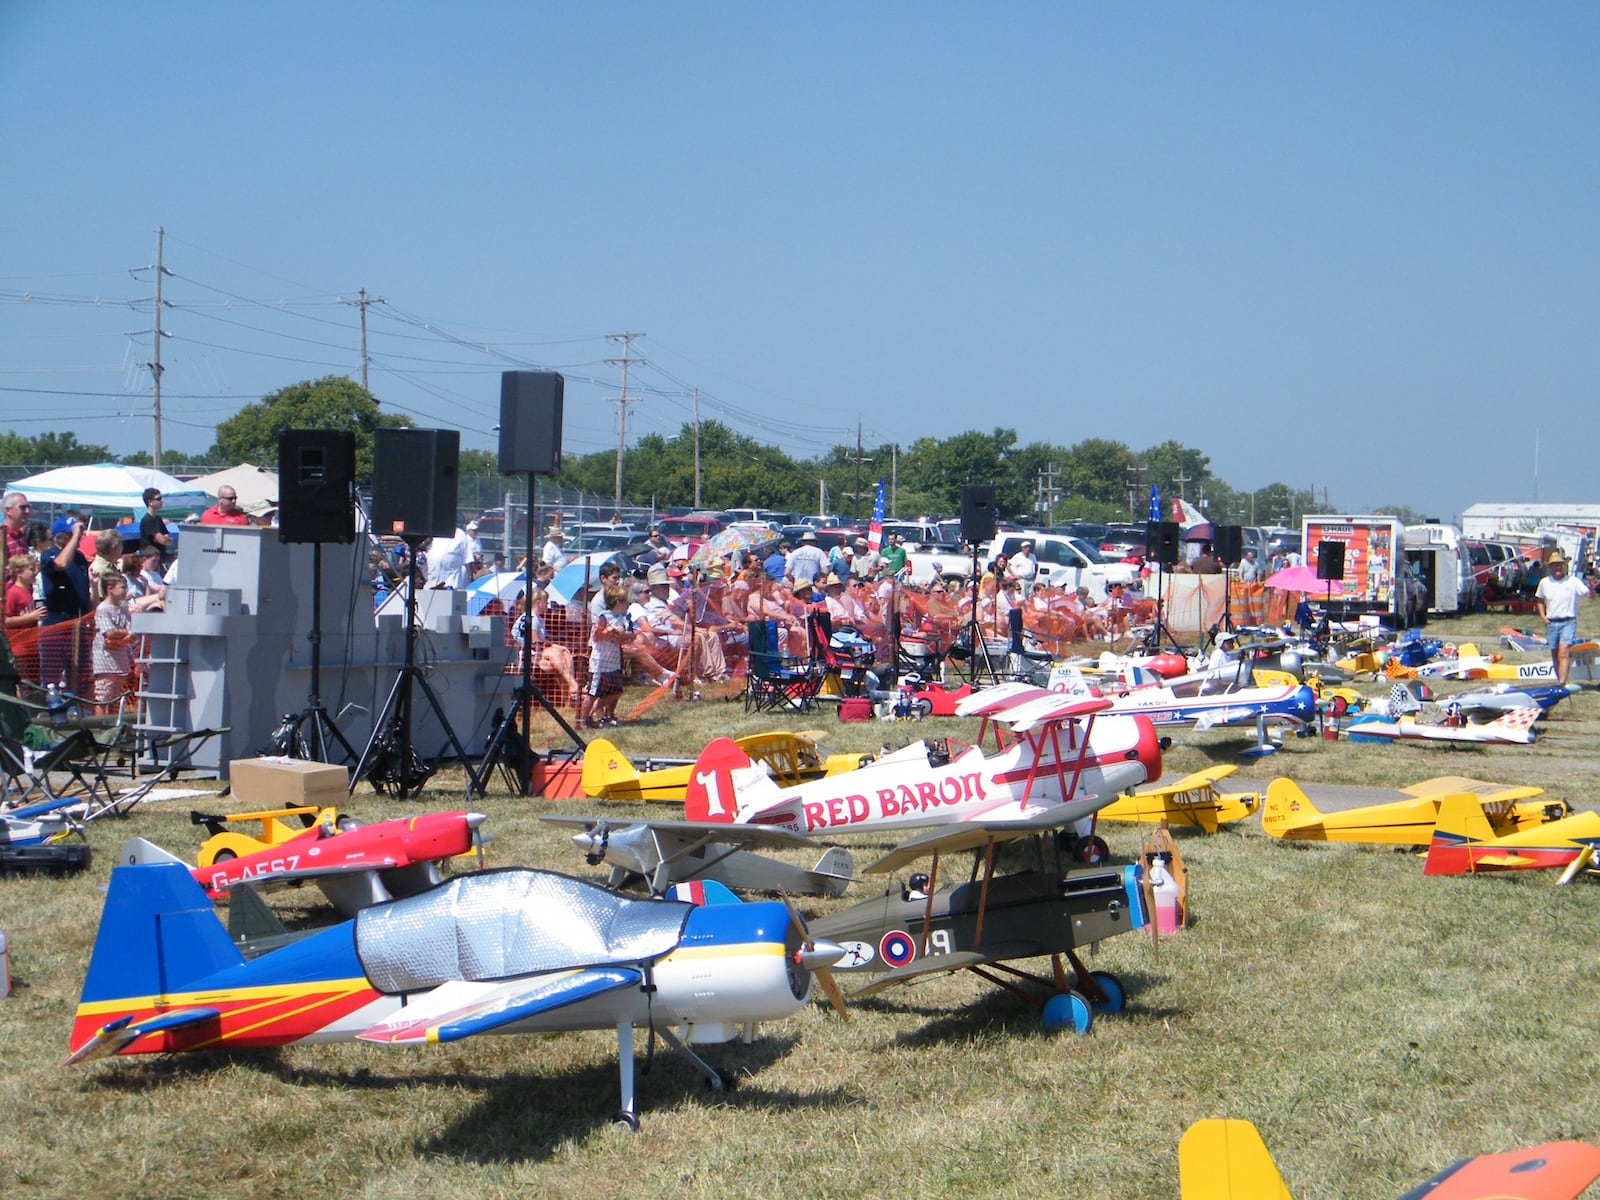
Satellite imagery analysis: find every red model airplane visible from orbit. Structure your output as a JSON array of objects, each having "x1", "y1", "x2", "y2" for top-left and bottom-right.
[{"x1": 124, "y1": 809, "x2": 488, "y2": 917}]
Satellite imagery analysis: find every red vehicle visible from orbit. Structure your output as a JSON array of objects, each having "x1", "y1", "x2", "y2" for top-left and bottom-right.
[{"x1": 655, "y1": 514, "x2": 725, "y2": 544}]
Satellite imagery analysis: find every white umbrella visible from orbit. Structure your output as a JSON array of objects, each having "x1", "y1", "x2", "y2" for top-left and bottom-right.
[
  {"x1": 5, "y1": 463, "x2": 207, "y2": 510},
  {"x1": 185, "y1": 464, "x2": 280, "y2": 513},
  {"x1": 547, "y1": 551, "x2": 625, "y2": 606},
  {"x1": 464, "y1": 571, "x2": 527, "y2": 615}
]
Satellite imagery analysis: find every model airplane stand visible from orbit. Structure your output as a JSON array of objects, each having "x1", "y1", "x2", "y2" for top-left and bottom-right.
[{"x1": 352, "y1": 535, "x2": 472, "y2": 799}]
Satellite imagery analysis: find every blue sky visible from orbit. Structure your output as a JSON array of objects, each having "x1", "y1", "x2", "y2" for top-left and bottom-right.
[{"x1": 3, "y1": 3, "x2": 1595, "y2": 522}]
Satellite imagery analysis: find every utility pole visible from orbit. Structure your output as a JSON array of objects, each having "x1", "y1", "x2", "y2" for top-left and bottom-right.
[
  {"x1": 341, "y1": 288, "x2": 385, "y2": 391},
  {"x1": 606, "y1": 332, "x2": 644, "y2": 515},
  {"x1": 1036, "y1": 462, "x2": 1061, "y2": 524},
  {"x1": 149, "y1": 227, "x2": 168, "y2": 468},
  {"x1": 1125, "y1": 462, "x2": 1146, "y2": 521},
  {"x1": 692, "y1": 387, "x2": 702, "y2": 509},
  {"x1": 847, "y1": 420, "x2": 873, "y2": 519},
  {"x1": 1173, "y1": 468, "x2": 1191, "y2": 501},
  {"x1": 890, "y1": 443, "x2": 898, "y2": 517}
]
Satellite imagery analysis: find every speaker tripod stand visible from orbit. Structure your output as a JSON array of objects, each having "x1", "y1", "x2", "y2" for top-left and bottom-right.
[
  {"x1": 961, "y1": 543, "x2": 999, "y2": 685},
  {"x1": 353, "y1": 536, "x2": 473, "y2": 799},
  {"x1": 278, "y1": 542, "x2": 359, "y2": 764}
]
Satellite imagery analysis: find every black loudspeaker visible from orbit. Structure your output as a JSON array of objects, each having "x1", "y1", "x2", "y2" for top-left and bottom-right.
[
  {"x1": 277, "y1": 429, "x2": 356, "y2": 544},
  {"x1": 1214, "y1": 524, "x2": 1244, "y2": 566},
  {"x1": 372, "y1": 428, "x2": 460, "y2": 538},
  {"x1": 1317, "y1": 541, "x2": 1346, "y2": 581},
  {"x1": 498, "y1": 371, "x2": 564, "y2": 475},
  {"x1": 959, "y1": 484, "x2": 996, "y2": 544},
  {"x1": 1146, "y1": 520, "x2": 1181, "y2": 567}
]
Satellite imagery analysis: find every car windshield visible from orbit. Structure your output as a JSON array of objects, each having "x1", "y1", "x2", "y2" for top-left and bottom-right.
[{"x1": 1065, "y1": 537, "x2": 1111, "y2": 564}]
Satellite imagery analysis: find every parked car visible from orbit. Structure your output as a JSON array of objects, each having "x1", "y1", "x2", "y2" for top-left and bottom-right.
[
  {"x1": 1098, "y1": 523, "x2": 1150, "y2": 562},
  {"x1": 655, "y1": 514, "x2": 725, "y2": 544}
]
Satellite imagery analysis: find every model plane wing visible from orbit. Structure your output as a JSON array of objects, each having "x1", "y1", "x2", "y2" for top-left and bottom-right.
[
  {"x1": 541, "y1": 815, "x2": 825, "y2": 852},
  {"x1": 1178, "y1": 1120, "x2": 1295, "y2": 1199},
  {"x1": 62, "y1": 1007, "x2": 223, "y2": 1066},
  {"x1": 863, "y1": 807, "x2": 1107, "y2": 875},
  {"x1": 846, "y1": 949, "x2": 1019, "y2": 998},
  {"x1": 357, "y1": 968, "x2": 642, "y2": 1045}
]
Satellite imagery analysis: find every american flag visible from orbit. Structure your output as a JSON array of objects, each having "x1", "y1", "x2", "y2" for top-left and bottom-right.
[
  {"x1": 1148, "y1": 484, "x2": 1161, "y2": 523},
  {"x1": 867, "y1": 480, "x2": 886, "y2": 551}
]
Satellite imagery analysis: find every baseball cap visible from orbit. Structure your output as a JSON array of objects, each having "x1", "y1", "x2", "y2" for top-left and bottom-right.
[
  {"x1": 466, "y1": 520, "x2": 479, "y2": 531},
  {"x1": 51, "y1": 516, "x2": 76, "y2": 537}
]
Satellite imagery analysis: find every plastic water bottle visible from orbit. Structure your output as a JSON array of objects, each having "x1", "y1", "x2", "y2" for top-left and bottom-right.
[
  {"x1": 1150, "y1": 855, "x2": 1181, "y2": 936},
  {"x1": 45, "y1": 682, "x2": 66, "y2": 728}
]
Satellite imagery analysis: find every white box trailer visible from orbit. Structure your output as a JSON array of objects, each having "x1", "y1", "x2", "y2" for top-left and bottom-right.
[{"x1": 1302, "y1": 515, "x2": 1419, "y2": 627}]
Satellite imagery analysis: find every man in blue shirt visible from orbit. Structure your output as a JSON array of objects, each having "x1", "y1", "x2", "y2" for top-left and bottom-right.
[{"x1": 764, "y1": 541, "x2": 790, "y2": 582}]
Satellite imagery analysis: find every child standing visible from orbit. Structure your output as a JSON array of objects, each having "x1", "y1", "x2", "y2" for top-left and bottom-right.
[
  {"x1": 578, "y1": 586, "x2": 629, "y2": 729},
  {"x1": 91, "y1": 570, "x2": 136, "y2": 712}
]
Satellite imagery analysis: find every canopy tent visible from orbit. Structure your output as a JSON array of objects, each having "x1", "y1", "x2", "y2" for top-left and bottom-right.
[
  {"x1": 4, "y1": 463, "x2": 207, "y2": 511},
  {"x1": 185, "y1": 464, "x2": 280, "y2": 514}
]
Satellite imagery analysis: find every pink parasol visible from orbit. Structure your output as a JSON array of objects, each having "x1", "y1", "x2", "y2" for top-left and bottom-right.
[{"x1": 1263, "y1": 564, "x2": 1327, "y2": 591}]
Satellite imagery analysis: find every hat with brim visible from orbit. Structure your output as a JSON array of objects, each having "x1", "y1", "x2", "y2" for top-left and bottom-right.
[
  {"x1": 646, "y1": 564, "x2": 670, "y2": 585},
  {"x1": 824, "y1": 572, "x2": 844, "y2": 587},
  {"x1": 800, "y1": 530, "x2": 817, "y2": 542},
  {"x1": 1547, "y1": 550, "x2": 1568, "y2": 566}
]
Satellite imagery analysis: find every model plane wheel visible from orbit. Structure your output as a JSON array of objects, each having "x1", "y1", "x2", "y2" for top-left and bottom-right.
[
  {"x1": 1087, "y1": 971, "x2": 1126, "y2": 1015},
  {"x1": 613, "y1": 1111, "x2": 640, "y2": 1132},
  {"x1": 912, "y1": 698, "x2": 933, "y2": 718},
  {"x1": 1075, "y1": 836, "x2": 1110, "y2": 866},
  {"x1": 210, "y1": 849, "x2": 237, "y2": 864},
  {"x1": 1041, "y1": 990, "x2": 1093, "y2": 1035}
]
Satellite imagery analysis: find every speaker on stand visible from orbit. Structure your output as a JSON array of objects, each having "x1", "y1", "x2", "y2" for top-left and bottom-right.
[
  {"x1": 1214, "y1": 524, "x2": 1244, "y2": 636},
  {"x1": 273, "y1": 430, "x2": 360, "y2": 766},
  {"x1": 1143, "y1": 520, "x2": 1183, "y2": 650},
  {"x1": 468, "y1": 372, "x2": 587, "y2": 798},
  {"x1": 355, "y1": 429, "x2": 472, "y2": 799},
  {"x1": 957, "y1": 484, "x2": 998, "y2": 685},
  {"x1": 1315, "y1": 541, "x2": 1346, "y2": 642}
]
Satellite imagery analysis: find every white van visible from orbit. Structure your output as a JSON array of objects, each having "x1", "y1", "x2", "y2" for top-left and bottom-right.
[{"x1": 1403, "y1": 522, "x2": 1476, "y2": 615}]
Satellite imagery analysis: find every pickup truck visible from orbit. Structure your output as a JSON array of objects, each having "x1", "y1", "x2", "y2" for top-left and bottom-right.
[{"x1": 905, "y1": 533, "x2": 1137, "y2": 601}]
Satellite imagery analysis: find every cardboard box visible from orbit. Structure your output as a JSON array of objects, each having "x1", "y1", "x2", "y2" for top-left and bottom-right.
[{"x1": 229, "y1": 757, "x2": 350, "y2": 809}]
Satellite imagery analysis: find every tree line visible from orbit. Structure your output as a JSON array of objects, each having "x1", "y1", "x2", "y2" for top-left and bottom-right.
[{"x1": 3, "y1": 375, "x2": 1380, "y2": 528}]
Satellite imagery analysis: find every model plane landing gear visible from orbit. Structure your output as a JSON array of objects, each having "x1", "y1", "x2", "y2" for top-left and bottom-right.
[
  {"x1": 1042, "y1": 990, "x2": 1093, "y2": 1034},
  {"x1": 1086, "y1": 971, "x2": 1126, "y2": 1015}
]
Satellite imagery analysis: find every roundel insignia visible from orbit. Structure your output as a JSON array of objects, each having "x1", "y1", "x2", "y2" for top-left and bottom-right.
[{"x1": 879, "y1": 930, "x2": 916, "y2": 969}]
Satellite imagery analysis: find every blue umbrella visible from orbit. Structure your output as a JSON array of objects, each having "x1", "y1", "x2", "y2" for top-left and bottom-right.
[
  {"x1": 547, "y1": 552, "x2": 625, "y2": 606},
  {"x1": 463, "y1": 571, "x2": 526, "y2": 615}
]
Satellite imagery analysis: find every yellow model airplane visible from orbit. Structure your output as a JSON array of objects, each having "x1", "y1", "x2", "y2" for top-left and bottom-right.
[
  {"x1": 1262, "y1": 776, "x2": 1568, "y2": 847},
  {"x1": 580, "y1": 733, "x2": 870, "y2": 803},
  {"x1": 1097, "y1": 765, "x2": 1261, "y2": 833},
  {"x1": 1179, "y1": 1118, "x2": 1600, "y2": 1199}
]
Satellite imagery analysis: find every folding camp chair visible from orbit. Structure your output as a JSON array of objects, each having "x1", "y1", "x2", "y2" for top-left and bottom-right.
[
  {"x1": 745, "y1": 620, "x2": 825, "y2": 714},
  {"x1": 807, "y1": 610, "x2": 877, "y2": 700}
]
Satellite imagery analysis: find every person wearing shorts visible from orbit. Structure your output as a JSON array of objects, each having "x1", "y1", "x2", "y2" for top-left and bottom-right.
[
  {"x1": 1535, "y1": 551, "x2": 1590, "y2": 686},
  {"x1": 579, "y1": 586, "x2": 629, "y2": 728}
]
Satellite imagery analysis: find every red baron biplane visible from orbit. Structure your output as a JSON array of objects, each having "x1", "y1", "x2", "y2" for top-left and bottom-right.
[
  {"x1": 123, "y1": 808, "x2": 489, "y2": 917},
  {"x1": 65, "y1": 861, "x2": 845, "y2": 1130},
  {"x1": 548, "y1": 686, "x2": 1162, "y2": 895},
  {"x1": 1178, "y1": 1118, "x2": 1600, "y2": 1200}
]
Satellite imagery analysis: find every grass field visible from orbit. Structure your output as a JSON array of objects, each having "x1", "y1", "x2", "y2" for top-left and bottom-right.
[{"x1": 3, "y1": 605, "x2": 1598, "y2": 1199}]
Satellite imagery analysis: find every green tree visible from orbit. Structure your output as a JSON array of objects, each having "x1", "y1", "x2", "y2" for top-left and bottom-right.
[
  {"x1": 212, "y1": 376, "x2": 410, "y2": 484},
  {"x1": 1060, "y1": 438, "x2": 1137, "y2": 515},
  {"x1": 0, "y1": 431, "x2": 113, "y2": 466},
  {"x1": 1140, "y1": 441, "x2": 1212, "y2": 508}
]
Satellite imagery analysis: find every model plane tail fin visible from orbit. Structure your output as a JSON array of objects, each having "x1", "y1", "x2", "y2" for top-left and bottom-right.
[
  {"x1": 1423, "y1": 794, "x2": 1498, "y2": 876},
  {"x1": 76, "y1": 859, "x2": 245, "y2": 1007},
  {"x1": 811, "y1": 846, "x2": 855, "y2": 897},
  {"x1": 580, "y1": 737, "x2": 638, "y2": 798},
  {"x1": 1178, "y1": 1119, "x2": 1295, "y2": 1199},
  {"x1": 684, "y1": 737, "x2": 785, "y2": 824},
  {"x1": 1487, "y1": 706, "x2": 1540, "y2": 734},
  {"x1": 119, "y1": 836, "x2": 190, "y2": 869},
  {"x1": 1260, "y1": 779, "x2": 1318, "y2": 839}
]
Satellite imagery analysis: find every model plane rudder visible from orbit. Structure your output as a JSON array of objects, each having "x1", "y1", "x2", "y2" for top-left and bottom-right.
[
  {"x1": 580, "y1": 737, "x2": 640, "y2": 797},
  {"x1": 1178, "y1": 1119, "x2": 1295, "y2": 1200},
  {"x1": 1423, "y1": 794, "x2": 1498, "y2": 876},
  {"x1": 1261, "y1": 779, "x2": 1320, "y2": 840},
  {"x1": 684, "y1": 737, "x2": 773, "y2": 824},
  {"x1": 78, "y1": 860, "x2": 245, "y2": 1006}
]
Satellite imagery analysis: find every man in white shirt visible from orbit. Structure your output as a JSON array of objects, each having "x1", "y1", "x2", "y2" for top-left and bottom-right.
[
  {"x1": 463, "y1": 521, "x2": 484, "y2": 577},
  {"x1": 1535, "y1": 551, "x2": 1590, "y2": 685},
  {"x1": 423, "y1": 528, "x2": 473, "y2": 589},
  {"x1": 541, "y1": 526, "x2": 570, "y2": 572},
  {"x1": 786, "y1": 530, "x2": 830, "y2": 587},
  {"x1": 1005, "y1": 542, "x2": 1038, "y2": 597},
  {"x1": 1236, "y1": 549, "x2": 1261, "y2": 584}
]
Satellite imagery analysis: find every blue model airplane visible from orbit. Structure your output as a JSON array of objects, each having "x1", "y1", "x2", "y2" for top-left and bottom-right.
[{"x1": 65, "y1": 861, "x2": 845, "y2": 1130}]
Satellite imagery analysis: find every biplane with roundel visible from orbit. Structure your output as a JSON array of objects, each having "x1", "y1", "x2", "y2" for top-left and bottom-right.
[
  {"x1": 1263, "y1": 776, "x2": 1567, "y2": 847},
  {"x1": 1423, "y1": 793, "x2": 1600, "y2": 878},
  {"x1": 806, "y1": 809, "x2": 1161, "y2": 1034},
  {"x1": 64, "y1": 859, "x2": 845, "y2": 1130},
  {"x1": 547, "y1": 684, "x2": 1162, "y2": 896}
]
